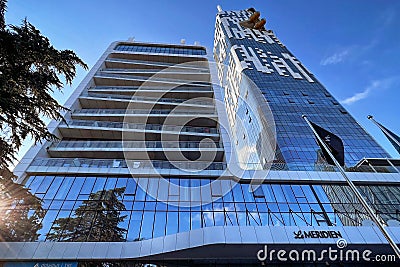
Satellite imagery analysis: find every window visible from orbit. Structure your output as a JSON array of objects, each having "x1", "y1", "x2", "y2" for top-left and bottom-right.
[
  {"x1": 166, "y1": 212, "x2": 178, "y2": 235},
  {"x1": 115, "y1": 44, "x2": 206, "y2": 56},
  {"x1": 128, "y1": 211, "x2": 142, "y2": 241},
  {"x1": 140, "y1": 211, "x2": 155, "y2": 239},
  {"x1": 179, "y1": 211, "x2": 190, "y2": 232},
  {"x1": 153, "y1": 211, "x2": 166, "y2": 238},
  {"x1": 21, "y1": 173, "x2": 400, "y2": 239}
]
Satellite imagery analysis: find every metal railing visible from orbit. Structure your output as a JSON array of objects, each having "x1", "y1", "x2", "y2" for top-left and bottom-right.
[
  {"x1": 94, "y1": 73, "x2": 210, "y2": 86},
  {"x1": 29, "y1": 158, "x2": 226, "y2": 170},
  {"x1": 60, "y1": 120, "x2": 219, "y2": 135},
  {"x1": 81, "y1": 92, "x2": 214, "y2": 106},
  {"x1": 102, "y1": 68, "x2": 210, "y2": 74},
  {"x1": 90, "y1": 85, "x2": 213, "y2": 91},
  {"x1": 105, "y1": 58, "x2": 209, "y2": 71},
  {"x1": 73, "y1": 108, "x2": 217, "y2": 115},
  {"x1": 48, "y1": 140, "x2": 222, "y2": 149}
]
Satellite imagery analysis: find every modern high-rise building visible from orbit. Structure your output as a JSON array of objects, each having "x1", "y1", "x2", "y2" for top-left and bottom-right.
[
  {"x1": 1, "y1": 6, "x2": 400, "y2": 267},
  {"x1": 213, "y1": 6, "x2": 400, "y2": 265}
]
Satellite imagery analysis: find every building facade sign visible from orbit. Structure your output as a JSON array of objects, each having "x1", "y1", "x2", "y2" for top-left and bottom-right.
[{"x1": 294, "y1": 230, "x2": 343, "y2": 239}]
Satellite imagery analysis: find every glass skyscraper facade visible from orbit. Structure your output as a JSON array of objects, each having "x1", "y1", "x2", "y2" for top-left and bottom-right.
[
  {"x1": 214, "y1": 9, "x2": 390, "y2": 171},
  {"x1": 1, "y1": 6, "x2": 400, "y2": 267}
]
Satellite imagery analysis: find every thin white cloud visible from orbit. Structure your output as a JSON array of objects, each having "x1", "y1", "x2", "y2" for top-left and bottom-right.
[
  {"x1": 320, "y1": 49, "x2": 350, "y2": 66},
  {"x1": 341, "y1": 78, "x2": 397, "y2": 105},
  {"x1": 341, "y1": 88, "x2": 372, "y2": 105},
  {"x1": 320, "y1": 9, "x2": 395, "y2": 68}
]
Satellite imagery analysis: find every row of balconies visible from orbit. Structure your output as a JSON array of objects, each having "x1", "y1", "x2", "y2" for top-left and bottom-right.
[
  {"x1": 93, "y1": 72, "x2": 211, "y2": 87},
  {"x1": 36, "y1": 50, "x2": 226, "y2": 175},
  {"x1": 27, "y1": 158, "x2": 226, "y2": 176},
  {"x1": 81, "y1": 92, "x2": 213, "y2": 105},
  {"x1": 105, "y1": 57, "x2": 209, "y2": 71},
  {"x1": 30, "y1": 157, "x2": 226, "y2": 170},
  {"x1": 46, "y1": 140, "x2": 224, "y2": 161},
  {"x1": 78, "y1": 92, "x2": 215, "y2": 110},
  {"x1": 72, "y1": 108, "x2": 216, "y2": 115},
  {"x1": 62, "y1": 120, "x2": 218, "y2": 134},
  {"x1": 108, "y1": 51, "x2": 208, "y2": 66},
  {"x1": 49, "y1": 140, "x2": 223, "y2": 149},
  {"x1": 58, "y1": 120, "x2": 220, "y2": 141},
  {"x1": 87, "y1": 85, "x2": 214, "y2": 98},
  {"x1": 99, "y1": 69, "x2": 210, "y2": 83},
  {"x1": 71, "y1": 108, "x2": 218, "y2": 126}
]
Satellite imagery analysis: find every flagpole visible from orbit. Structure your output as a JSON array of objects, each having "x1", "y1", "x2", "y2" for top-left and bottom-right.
[
  {"x1": 302, "y1": 115, "x2": 400, "y2": 259},
  {"x1": 368, "y1": 115, "x2": 400, "y2": 151}
]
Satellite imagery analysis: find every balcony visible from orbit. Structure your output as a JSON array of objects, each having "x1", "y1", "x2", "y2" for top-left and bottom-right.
[
  {"x1": 71, "y1": 108, "x2": 218, "y2": 125},
  {"x1": 78, "y1": 92, "x2": 215, "y2": 110},
  {"x1": 108, "y1": 51, "x2": 207, "y2": 65},
  {"x1": 93, "y1": 73, "x2": 211, "y2": 87},
  {"x1": 47, "y1": 140, "x2": 224, "y2": 161},
  {"x1": 104, "y1": 58, "x2": 209, "y2": 71},
  {"x1": 99, "y1": 69, "x2": 210, "y2": 82},
  {"x1": 58, "y1": 120, "x2": 220, "y2": 141},
  {"x1": 350, "y1": 158, "x2": 400, "y2": 174},
  {"x1": 73, "y1": 108, "x2": 216, "y2": 115},
  {"x1": 26, "y1": 158, "x2": 227, "y2": 176},
  {"x1": 87, "y1": 85, "x2": 214, "y2": 98}
]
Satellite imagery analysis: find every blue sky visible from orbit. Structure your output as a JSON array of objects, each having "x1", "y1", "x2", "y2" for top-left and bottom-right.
[{"x1": 5, "y1": 0, "x2": 400, "y2": 161}]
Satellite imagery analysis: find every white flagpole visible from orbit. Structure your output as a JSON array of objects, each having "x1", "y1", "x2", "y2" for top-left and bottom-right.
[
  {"x1": 368, "y1": 115, "x2": 400, "y2": 151},
  {"x1": 303, "y1": 115, "x2": 400, "y2": 259}
]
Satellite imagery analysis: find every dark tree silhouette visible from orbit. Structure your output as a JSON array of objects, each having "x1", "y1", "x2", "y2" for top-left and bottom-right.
[
  {"x1": 0, "y1": 168, "x2": 44, "y2": 241},
  {"x1": 47, "y1": 187, "x2": 128, "y2": 242},
  {"x1": 0, "y1": 0, "x2": 88, "y2": 170},
  {"x1": 0, "y1": 1, "x2": 5, "y2": 29}
]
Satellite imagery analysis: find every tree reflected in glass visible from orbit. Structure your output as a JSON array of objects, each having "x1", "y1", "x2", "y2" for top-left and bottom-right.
[
  {"x1": 47, "y1": 187, "x2": 128, "y2": 241},
  {"x1": 0, "y1": 169, "x2": 44, "y2": 241}
]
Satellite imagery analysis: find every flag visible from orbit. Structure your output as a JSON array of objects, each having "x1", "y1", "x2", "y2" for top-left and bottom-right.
[
  {"x1": 310, "y1": 122, "x2": 345, "y2": 166},
  {"x1": 376, "y1": 122, "x2": 400, "y2": 154}
]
